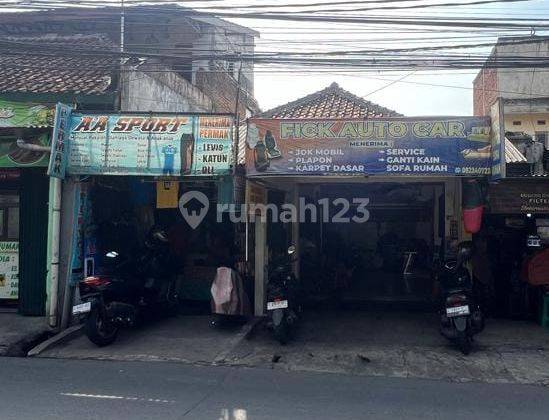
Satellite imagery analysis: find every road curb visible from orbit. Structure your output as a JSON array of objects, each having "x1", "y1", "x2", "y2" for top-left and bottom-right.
[
  {"x1": 27, "y1": 324, "x2": 83, "y2": 357},
  {"x1": 2, "y1": 329, "x2": 52, "y2": 358},
  {"x1": 213, "y1": 317, "x2": 263, "y2": 365}
]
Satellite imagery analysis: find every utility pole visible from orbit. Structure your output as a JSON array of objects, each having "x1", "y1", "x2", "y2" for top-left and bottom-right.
[
  {"x1": 118, "y1": 0, "x2": 125, "y2": 111},
  {"x1": 120, "y1": 0, "x2": 125, "y2": 58},
  {"x1": 233, "y1": 56, "x2": 243, "y2": 174}
]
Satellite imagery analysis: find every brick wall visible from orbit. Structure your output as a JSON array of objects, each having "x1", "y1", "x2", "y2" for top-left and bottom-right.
[
  {"x1": 473, "y1": 67, "x2": 498, "y2": 116},
  {"x1": 195, "y1": 68, "x2": 259, "y2": 119}
]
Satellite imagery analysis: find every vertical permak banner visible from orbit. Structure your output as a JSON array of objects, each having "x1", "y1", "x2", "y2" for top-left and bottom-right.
[
  {"x1": 490, "y1": 98, "x2": 506, "y2": 180},
  {"x1": 47, "y1": 103, "x2": 72, "y2": 179},
  {"x1": 191, "y1": 116, "x2": 234, "y2": 175},
  {"x1": 63, "y1": 113, "x2": 233, "y2": 176}
]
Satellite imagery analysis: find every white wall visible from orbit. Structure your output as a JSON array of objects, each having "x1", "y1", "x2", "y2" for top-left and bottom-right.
[
  {"x1": 504, "y1": 112, "x2": 549, "y2": 137},
  {"x1": 121, "y1": 66, "x2": 213, "y2": 113},
  {"x1": 497, "y1": 39, "x2": 549, "y2": 99}
]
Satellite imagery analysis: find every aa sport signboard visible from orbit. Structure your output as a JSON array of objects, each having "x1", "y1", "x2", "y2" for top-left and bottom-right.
[
  {"x1": 67, "y1": 113, "x2": 194, "y2": 176},
  {"x1": 246, "y1": 117, "x2": 492, "y2": 177},
  {"x1": 50, "y1": 107, "x2": 234, "y2": 177}
]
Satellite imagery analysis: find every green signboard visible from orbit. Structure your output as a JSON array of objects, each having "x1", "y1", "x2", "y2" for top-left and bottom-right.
[
  {"x1": 0, "y1": 99, "x2": 53, "y2": 168},
  {"x1": 0, "y1": 99, "x2": 54, "y2": 128},
  {"x1": 0, "y1": 134, "x2": 50, "y2": 168}
]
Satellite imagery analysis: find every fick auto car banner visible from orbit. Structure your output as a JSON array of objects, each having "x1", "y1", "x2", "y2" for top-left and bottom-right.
[
  {"x1": 58, "y1": 112, "x2": 233, "y2": 176},
  {"x1": 246, "y1": 117, "x2": 492, "y2": 176}
]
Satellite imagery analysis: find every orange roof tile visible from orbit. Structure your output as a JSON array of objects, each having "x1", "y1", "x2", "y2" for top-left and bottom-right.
[{"x1": 260, "y1": 82, "x2": 401, "y2": 119}]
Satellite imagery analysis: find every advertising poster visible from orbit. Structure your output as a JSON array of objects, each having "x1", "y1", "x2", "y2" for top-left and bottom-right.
[
  {"x1": 191, "y1": 116, "x2": 234, "y2": 176},
  {"x1": 0, "y1": 99, "x2": 54, "y2": 128},
  {"x1": 246, "y1": 117, "x2": 492, "y2": 176},
  {"x1": 0, "y1": 241, "x2": 18, "y2": 300},
  {"x1": 65, "y1": 113, "x2": 233, "y2": 176},
  {"x1": 156, "y1": 181, "x2": 179, "y2": 209},
  {"x1": 0, "y1": 133, "x2": 50, "y2": 168},
  {"x1": 69, "y1": 183, "x2": 85, "y2": 285}
]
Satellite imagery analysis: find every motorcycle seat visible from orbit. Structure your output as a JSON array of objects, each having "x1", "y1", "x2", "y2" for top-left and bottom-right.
[{"x1": 447, "y1": 288, "x2": 470, "y2": 295}]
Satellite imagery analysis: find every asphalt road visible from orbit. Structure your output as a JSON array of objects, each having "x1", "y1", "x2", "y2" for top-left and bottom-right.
[{"x1": 1, "y1": 357, "x2": 548, "y2": 420}]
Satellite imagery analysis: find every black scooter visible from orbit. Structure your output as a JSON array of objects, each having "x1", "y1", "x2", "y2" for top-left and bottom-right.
[
  {"x1": 266, "y1": 245, "x2": 299, "y2": 344},
  {"x1": 72, "y1": 229, "x2": 178, "y2": 346},
  {"x1": 438, "y1": 241, "x2": 484, "y2": 355}
]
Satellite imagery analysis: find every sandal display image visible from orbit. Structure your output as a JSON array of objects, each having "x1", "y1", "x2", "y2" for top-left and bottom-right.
[
  {"x1": 264, "y1": 130, "x2": 282, "y2": 159},
  {"x1": 254, "y1": 137, "x2": 270, "y2": 172}
]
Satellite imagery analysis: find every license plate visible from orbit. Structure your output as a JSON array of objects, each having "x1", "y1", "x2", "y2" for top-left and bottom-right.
[
  {"x1": 72, "y1": 302, "x2": 92, "y2": 315},
  {"x1": 446, "y1": 305, "x2": 470, "y2": 317},
  {"x1": 267, "y1": 300, "x2": 288, "y2": 310}
]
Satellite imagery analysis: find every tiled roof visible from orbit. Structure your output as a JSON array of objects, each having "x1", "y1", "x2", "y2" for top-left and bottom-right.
[
  {"x1": 0, "y1": 34, "x2": 116, "y2": 95},
  {"x1": 260, "y1": 82, "x2": 402, "y2": 118}
]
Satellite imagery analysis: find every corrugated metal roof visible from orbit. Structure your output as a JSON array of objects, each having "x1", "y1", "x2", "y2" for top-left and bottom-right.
[{"x1": 505, "y1": 138, "x2": 527, "y2": 163}]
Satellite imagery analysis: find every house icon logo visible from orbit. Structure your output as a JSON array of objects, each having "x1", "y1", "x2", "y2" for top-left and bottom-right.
[{"x1": 178, "y1": 191, "x2": 209, "y2": 229}]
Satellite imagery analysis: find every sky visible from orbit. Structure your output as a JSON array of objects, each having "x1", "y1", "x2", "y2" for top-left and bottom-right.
[
  {"x1": 4, "y1": 0, "x2": 547, "y2": 117},
  {"x1": 209, "y1": 0, "x2": 549, "y2": 117}
]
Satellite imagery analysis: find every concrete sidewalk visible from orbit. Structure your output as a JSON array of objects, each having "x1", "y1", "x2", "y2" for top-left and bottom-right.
[
  {"x1": 0, "y1": 313, "x2": 49, "y2": 356},
  {"x1": 34, "y1": 309, "x2": 549, "y2": 386},
  {"x1": 225, "y1": 310, "x2": 549, "y2": 386},
  {"x1": 38, "y1": 314, "x2": 256, "y2": 364}
]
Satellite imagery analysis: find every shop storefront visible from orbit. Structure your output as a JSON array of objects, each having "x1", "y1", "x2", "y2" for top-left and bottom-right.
[
  {"x1": 48, "y1": 107, "x2": 239, "y2": 326},
  {"x1": 480, "y1": 180, "x2": 549, "y2": 319},
  {"x1": 0, "y1": 99, "x2": 54, "y2": 315},
  {"x1": 245, "y1": 117, "x2": 494, "y2": 314}
]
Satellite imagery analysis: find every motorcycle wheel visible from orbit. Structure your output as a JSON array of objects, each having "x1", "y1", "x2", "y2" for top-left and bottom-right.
[
  {"x1": 457, "y1": 334, "x2": 472, "y2": 355},
  {"x1": 274, "y1": 319, "x2": 289, "y2": 345},
  {"x1": 85, "y1": 308, "x2": 119, "y2": 347}
]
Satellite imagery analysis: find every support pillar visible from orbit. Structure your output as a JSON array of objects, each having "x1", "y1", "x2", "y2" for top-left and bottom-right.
[{"x1": 254, "y1": 219, "x2": 267, "y2": 316}]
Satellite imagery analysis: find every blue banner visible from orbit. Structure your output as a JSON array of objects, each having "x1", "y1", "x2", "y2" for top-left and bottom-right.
[
  {"x1": 246, "y1": 117, "x2": 492, "y2": 176},
  {"x1": 62, "y1": 112, "x2": 233, "y2": 176},
  {"x1": 47, "y1": 103, "x2": 73, "y2": 179}
]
